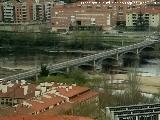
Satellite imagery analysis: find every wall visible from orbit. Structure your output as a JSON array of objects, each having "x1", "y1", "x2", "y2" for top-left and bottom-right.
[{"x1": 0, "y1": 23, "x2": 51, "y2": 32}]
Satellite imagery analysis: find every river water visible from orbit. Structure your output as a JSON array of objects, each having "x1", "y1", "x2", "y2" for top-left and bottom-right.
[{"x1": 0, "y1": 50, "x2": 160, "y2": 78}]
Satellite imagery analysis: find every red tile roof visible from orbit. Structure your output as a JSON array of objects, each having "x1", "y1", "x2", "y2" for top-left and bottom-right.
[
  {"x1": 56, "y1": 86, "x2": 90, "y2": 98},
  {"x1": 71, "y1": 91, "x2": 98, "y2": 103},
  {"x1": 0, "y1": 115, "x2": 93, "y2": 120},
  {"x1": 0, "y1": 84, "x2": 37, "y2": 99}
]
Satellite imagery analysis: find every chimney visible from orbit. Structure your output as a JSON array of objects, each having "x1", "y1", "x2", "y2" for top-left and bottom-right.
[
  {"x1": 69, "y1": 86, "x2": 72, "y2": 90},
  {"x1": 16, "y1": 80, "x2": 19, "y2": 84},
  {"x1": 21, "y1": 80, "x2": 26, "y2": 85},
  {"x1": 0, "y1": 83, "x2": 2, "y2": 91},
  {"x1": 2, "y1": 84, "x2": 7, "y2": 93},
  {"x1": 35, "y1": 90, "x2": 40, "y2": 97},
  {"x1": 23, "y1": 85, "x2": 28, "y2": 95},
  {"x1": 66, "y1": 88, "x2": 69, "y2": 92},
  {"x1": 41, "y1": 86, "x2": 46, "y2": 94}
]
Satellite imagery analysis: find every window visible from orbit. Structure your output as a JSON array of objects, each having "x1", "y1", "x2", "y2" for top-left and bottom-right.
[
  {"x1": 107, "y1": 6, "x2": 112, "y2": 9},
  {"x1": 96, "y1": 5, "x2": 101, "y2": 9},
  {"x1": 132, "y1": 14, "x2": 136, "y2": 16},
  {"x1": 87, "y1": 5, "x2": 92, "y2": 8}
]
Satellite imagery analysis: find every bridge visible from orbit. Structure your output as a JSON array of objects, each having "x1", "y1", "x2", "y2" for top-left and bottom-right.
[{"x1": 1, "y1": 37, "x2": 160, "y2": 81}]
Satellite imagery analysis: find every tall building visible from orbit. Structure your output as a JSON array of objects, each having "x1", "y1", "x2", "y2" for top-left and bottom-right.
[
  {"x1": 0, "y1": 3, "x2": 3, "y2": 22},
  {"x1": 44, "y1": 2, "x2": 53, "y2": 22},
  {"x1": 2, "y1": 2, "x2": 15, "y2": 23},
  {"x1": 126, "y1": 8, "x2": 160, "y2": 28},
  {"x1": 33, "y1": 2, "x2": 44, "y2": 21}
]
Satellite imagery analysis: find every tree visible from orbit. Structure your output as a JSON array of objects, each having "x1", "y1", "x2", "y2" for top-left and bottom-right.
[
  {"x1": 135, "y1": 12, "x2": 146, "y2": 31},
  {"x1": 40, "y1": 64, "x2": 49, "y2": 77},
  {"x1": 68, "y1": 68, "x2": 86, "y2": 85},
  {"x1": 124, "y1": 68, "x2": 142, "y2": 105}
]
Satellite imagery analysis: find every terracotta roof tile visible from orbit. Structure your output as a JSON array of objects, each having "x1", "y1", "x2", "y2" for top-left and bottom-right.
[
  {"x1": 0, "y1": 115, "x2": 93, "y2": 120},
  {"x1": 56, "y1": 86, "x2": 90, "y2": 98}
]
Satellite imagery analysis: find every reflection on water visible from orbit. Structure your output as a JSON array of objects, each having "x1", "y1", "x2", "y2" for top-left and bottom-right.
[
  {"x1": 0, "y1": 52, "x2": 80, "y2": 70},
  {"x1": 137, "y1": 59, "x2": 160, "y2": 77},
  {"x1": 0, "y1": 50, "x2": 160, "y2": 77}
]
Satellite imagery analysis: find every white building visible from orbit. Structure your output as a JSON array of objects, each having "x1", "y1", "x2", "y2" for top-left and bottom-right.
[
  {"x1": 2, "y1": 2, "x2": 15, "y2": 23},
  {"x1": 126, "y1": 11, "x2": 160, "y2": 27},
  {"x1": 44, "y1": 2, "x2": 53, "y2": 22},
  {"x1": 33, "y1": 2, "x2": 44, "y2": 21}
]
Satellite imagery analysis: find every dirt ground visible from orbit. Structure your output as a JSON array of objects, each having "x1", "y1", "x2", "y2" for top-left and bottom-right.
[{"x1": 113, "y1": 74, "x2": 160, "y2": 94}]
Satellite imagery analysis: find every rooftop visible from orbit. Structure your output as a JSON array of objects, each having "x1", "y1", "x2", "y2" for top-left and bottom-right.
[{"x1": 0, "y1": 115, "x2": 93, "y2": 120}]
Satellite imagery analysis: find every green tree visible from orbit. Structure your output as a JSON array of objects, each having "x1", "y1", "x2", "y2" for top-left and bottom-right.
[
  {"x1": 135, "y1": 12, "x2": 146, "y2": 31},
  {"x1": 68, "y1": 68, "x2": 86, "y2": 85},
  {"x1": 40, "y1": 64, "x2": 49, "y2": 77}
]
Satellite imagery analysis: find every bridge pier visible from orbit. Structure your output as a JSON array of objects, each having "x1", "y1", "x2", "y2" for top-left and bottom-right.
[
  {"x1": 93, "y1": 60, "x2": 102, "y2": 72},
  {"x1": 66, "y1": 67, "x2": 70, "y2": 73}
]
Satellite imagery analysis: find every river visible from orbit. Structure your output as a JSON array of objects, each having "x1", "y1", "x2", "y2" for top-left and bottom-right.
[{"x1": 0, "y1": 50, "x2": 160, "y2": 78}]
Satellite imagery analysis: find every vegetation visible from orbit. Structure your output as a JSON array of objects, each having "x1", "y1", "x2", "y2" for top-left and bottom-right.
[
  {"x1": 40, "y1": 64, "x2": 49, "y2": 77},
  {"x1": 0, "y1": 32, "x2": 63, "y2": 48},
  {"x1": 0, "y1": 31, "x2": 144, "y2": 51},
  {"x1": 135, "y1": 12, "x2": 148, "y2": 31},
  {"x1": 37, "y1": 68, "x2": 87, "y2": 85},
  {"x1": 64, "y1": 31, "x2": 106, "y2": 50}
]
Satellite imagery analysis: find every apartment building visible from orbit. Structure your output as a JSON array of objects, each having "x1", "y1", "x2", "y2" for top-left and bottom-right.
[
  {"x1": 44, "y1": 2, "x2": 53, "y2": 22},
  {"x1": 52, "y1": 3, "x2": 111, "y2": 31},
  {"x1": 126, "y1": 8, "x2": 160, "y2": 27},
  {"x1": 0, "y1": 3, "x2": 2, "y2": 22},
  {"x1": 0, "y1": 0, "x2": 53, "y2": 23},
  {"x1": 2, "y1": 2, "x2": 15, "y2": 23},
  {"x1": 0, "y1": 80, "x2": 37, "y2": 106},
  {"x1": 14, "y1": 2, "x2": 31, "y2": 23},
  {"x1": 33, "y1": 2, "x2": 44, "y2": 21}
]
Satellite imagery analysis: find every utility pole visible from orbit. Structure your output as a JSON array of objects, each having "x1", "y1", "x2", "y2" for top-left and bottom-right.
[
  {"x1": 122, "y1": 40, "x2": 124, "y2": 46},
  {"x1": 35, "y1": 55, "x2": 38, "y2": 81}
]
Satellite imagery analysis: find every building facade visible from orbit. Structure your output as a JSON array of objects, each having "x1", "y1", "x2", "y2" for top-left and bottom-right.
[
  {"x1": 2, "y1": 2, "x2": 15, "y2": 23},
  {"x1": 0, "y1": 0, "x2": 53, "y2": 23},
  {"x1": 51, "y1": 3, "x2": 111, "y2": 31},
  {"x1": 126, "y1": 9, "x2": 160, "y2": 28}
]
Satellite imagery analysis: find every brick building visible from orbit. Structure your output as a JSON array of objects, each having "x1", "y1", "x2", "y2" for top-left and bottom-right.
[
  {"x1": 0, "y1": 0, "x2": 53, "y2": 23},
  {"x1": 51, "y1": 0, "x2": 157, "y2": 31},
  {"x1": 14, "y1": 2, "x2": 32, "y2": 23},
  {"x1": 51, "y1": 3, "x2": 111, "y2": 31}
]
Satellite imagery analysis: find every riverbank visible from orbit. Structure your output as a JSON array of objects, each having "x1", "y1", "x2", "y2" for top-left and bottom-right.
[{"x1": 113, "y1": 74, "x2": 160, "y2": 94}]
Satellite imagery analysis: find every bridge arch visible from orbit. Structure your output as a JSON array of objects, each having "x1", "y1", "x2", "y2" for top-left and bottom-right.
[
  {"x1": 78, "y1": 62, "x2": 94, "y2": 70},
  {"x1": 138, "y1": 46, "x2": 155, "y2": 54},
  {"x1": 119, "y1": 51, "x2": 138, "y2": 59}
]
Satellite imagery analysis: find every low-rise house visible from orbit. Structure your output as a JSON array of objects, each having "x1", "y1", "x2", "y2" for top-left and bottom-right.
[
  {"x1": 0, "y1": 115, "x2": 93, "y2": 120},
  {"x1": 0, "y1": 81, "x2": 98, "y2": 115}
]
